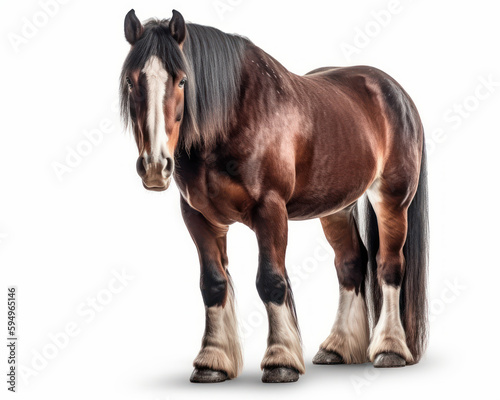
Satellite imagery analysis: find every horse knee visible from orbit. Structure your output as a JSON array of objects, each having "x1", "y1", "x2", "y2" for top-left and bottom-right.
[
  {"x1": 256, "y1": 263, "x2": 287, "y2": 305},
  {"x1": 200, "y1": 264, "x2": 228, "y2": 307},
  {"x1": 335, "y1": 257, "x2": 366, "y2": 292}
]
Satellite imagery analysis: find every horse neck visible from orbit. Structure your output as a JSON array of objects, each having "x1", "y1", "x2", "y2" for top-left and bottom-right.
[
  {"x1": 180, "y1": 34, "x2": 302, "y2": 157},
  {"x1": 241, "y1": 43, "x2": 298, "y2": 93},
  {"x1": 229, "y1": 44, "x2": 305, "y2": 129}
]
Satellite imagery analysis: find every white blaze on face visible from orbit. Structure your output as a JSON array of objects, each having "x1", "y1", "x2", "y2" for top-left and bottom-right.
[{"x1": 142, "y1": 55, "x2": 169, "y2": 162}]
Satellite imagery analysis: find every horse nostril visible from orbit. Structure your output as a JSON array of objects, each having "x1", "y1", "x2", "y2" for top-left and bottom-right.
[
  {"x1": 136, "y1": 156, "x2": 147, "y2": 178},
  {"x1": 164, "y1": 157, "x2": 174, "y2": 177}
]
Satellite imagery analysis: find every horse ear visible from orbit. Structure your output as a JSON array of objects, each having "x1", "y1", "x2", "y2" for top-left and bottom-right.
[
  {"x1": 169, "y1": 10, "x2": 186, "y2": 45},
  {"x1": 124, "y1": 9, "x2": 143, "y2": 45}
]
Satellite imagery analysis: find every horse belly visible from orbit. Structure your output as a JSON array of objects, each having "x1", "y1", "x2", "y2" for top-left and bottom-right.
[
  {"x1": 286, "y1": 150, "x2": 378, "y2": 220},
  {"x1": 286, "y1": 186, "x2": 367, "y2": 220},
  {"x1": 287, "y1": 122, "x2": 381, "y2": 219}
]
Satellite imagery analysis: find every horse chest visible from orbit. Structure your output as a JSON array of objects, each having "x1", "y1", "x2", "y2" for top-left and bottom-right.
[{"x1": 176, "y1": 168, "x2": 254, "y2": 225}]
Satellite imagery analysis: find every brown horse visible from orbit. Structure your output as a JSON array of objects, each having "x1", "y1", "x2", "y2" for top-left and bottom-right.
[{"x1": 120, "y1": 9, "x2": 429, "y2": 383}]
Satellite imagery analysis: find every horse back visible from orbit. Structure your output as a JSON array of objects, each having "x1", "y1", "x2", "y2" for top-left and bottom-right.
[{"x1": 305, "y1": 65, "x2": 423, "y2": 140}]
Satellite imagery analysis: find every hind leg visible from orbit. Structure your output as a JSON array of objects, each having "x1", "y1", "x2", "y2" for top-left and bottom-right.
[
  {"x1": 313, "y1": 207, "x2": 370, "y2": 365},
  {"x1": 367, "y1": 180, "x2": 414, "y2": 367}
]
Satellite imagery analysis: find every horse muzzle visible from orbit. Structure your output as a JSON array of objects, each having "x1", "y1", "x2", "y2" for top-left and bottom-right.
[{"x1": 136, "y1": 155, "x2": 174, "y2": 191}]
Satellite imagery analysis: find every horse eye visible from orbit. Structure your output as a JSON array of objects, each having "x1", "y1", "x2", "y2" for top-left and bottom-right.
[
  {"x1": 179, "y1": 78, "x2": 186, "y2": 88},
  {"x1": 126, "y1": 77, "x2": 133, "y2": 90}
]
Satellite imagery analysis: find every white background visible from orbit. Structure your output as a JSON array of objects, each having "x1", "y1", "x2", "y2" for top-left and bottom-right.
[{"x1": 2, "y1": 0, "x2": 500, "y2": 399}]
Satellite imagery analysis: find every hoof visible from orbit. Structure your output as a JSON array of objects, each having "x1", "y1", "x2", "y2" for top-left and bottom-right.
[
  {"x1": 312, "y1": 349, "x2": 344, "y2": 365},
  {"x1": 373, "y1": 352, "x2": 406, "y2": 368},
  {"x1": 190, "y1": 368, "x2": 228, "y2": 383},
  {"x1": 262, "y1": 367, "x2": 299, "y2": 383}
]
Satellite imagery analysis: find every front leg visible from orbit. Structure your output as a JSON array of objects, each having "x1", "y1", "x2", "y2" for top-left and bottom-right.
[
  {"x1": 181, "y1": 197, "x2": 242, "y2": 383},
  {"x1": 251, "y1": 193, "x2": 305, "y2": 383}
]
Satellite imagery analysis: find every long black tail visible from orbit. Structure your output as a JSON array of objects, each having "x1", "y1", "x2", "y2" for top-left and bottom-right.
[{"x1": 362, "y1": 146, "x2": 429, "y2": 364}]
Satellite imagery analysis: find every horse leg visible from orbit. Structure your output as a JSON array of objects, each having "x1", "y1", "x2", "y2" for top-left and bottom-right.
[
  {"x1": 180, "y1": 198, "x2": 242, "y2": 383},
  {"x1": 313, "y1": 207, "x2": 370, "y2": 365},
  {"x1": 252, "y1": 194, "x2": 305, "y2": 383},
  {"x1": 367, "y1": 180, "x2": 414, "y2": 367}
]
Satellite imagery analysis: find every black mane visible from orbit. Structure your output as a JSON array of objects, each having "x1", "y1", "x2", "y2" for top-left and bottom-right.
[{"x1": 120, "y1": 19, "x2": 249, "y2": 151}]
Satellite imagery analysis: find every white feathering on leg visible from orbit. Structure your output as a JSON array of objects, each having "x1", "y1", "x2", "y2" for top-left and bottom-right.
[
  {"x1": 261, "y1": 302, "x2": 305, "y2": 374},
  {"x1": 193, "y1": 287, "x2": 243, "y2": 378},
  {"x1": 368, "y1": 284, "x2": 413, "y2": 362},
  {"x1": 320, "y1": 287, "x2": 370, "y2": 363}
]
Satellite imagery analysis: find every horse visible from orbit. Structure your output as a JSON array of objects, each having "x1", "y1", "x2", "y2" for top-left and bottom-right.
[{"x1": 119, "y1": 9, "x2": 429, "y2": 383}]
